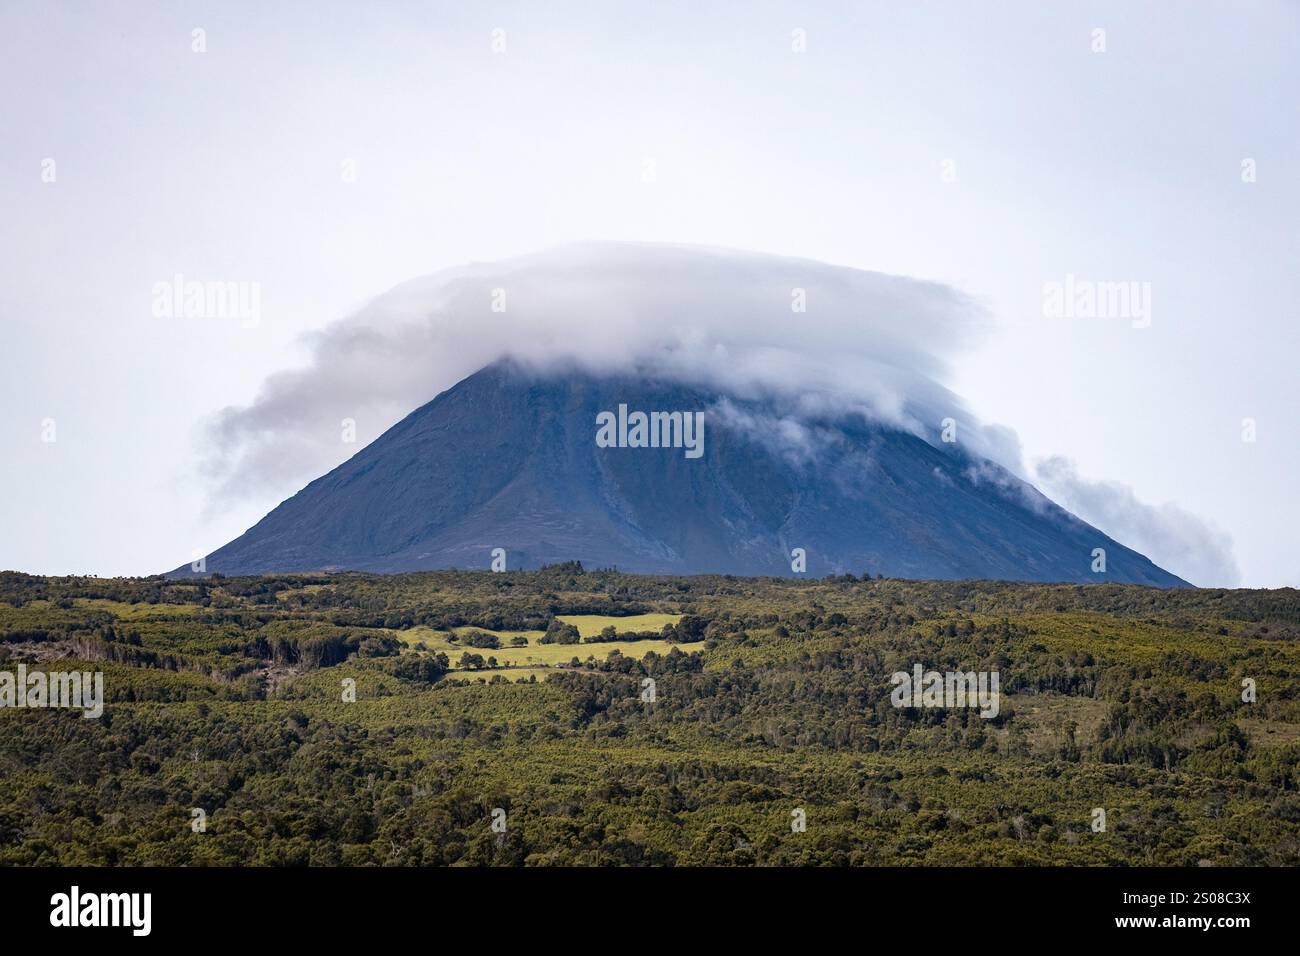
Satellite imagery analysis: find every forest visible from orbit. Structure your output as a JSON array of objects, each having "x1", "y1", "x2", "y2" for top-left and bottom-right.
[{"x1": 0, "y1": 565, "x2": 1297, "y2": 866}]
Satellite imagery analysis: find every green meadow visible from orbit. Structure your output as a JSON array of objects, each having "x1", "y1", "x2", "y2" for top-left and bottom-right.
[
  {"x1": 393, "y1": 613, "x2": 684, "y2": 673},
  {"x1": 556, "y1": 613, "x2": 681, "y2": 638}
]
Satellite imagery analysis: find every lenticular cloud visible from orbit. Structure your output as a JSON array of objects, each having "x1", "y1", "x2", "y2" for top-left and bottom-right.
[
  {"x1": 206, "y1": 241, "x2": 1004, "y2": 503},
  {"x1": 203, "y1": 240, "x2": 1238, "y2": 586}
]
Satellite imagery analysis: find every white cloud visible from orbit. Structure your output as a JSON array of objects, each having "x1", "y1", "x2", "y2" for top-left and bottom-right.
[
  {"x1": 205, "y1": 241, "x2": 1008, "y2": 499},
  {"x1": 1034, "y1": 455, "x2": 1240, "y2": 587},
  {"x1": 203, "y1": 241, "x2": 1239, "y2": 588}
]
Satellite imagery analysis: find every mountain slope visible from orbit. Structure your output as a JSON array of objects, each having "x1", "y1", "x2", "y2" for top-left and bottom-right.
[{"x1": 179, "y1": 362, "x2": 1188, "y2": 585}]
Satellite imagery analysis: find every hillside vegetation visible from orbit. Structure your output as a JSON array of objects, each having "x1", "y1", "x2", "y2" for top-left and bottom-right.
[{"x1": 1, "y1": 566, "x2": 1297, "y2": 865}]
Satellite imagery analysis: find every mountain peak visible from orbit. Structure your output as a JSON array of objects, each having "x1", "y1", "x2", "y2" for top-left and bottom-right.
[{"x1": 177, "y1": 364, "x2": 1188, "y2": 586}]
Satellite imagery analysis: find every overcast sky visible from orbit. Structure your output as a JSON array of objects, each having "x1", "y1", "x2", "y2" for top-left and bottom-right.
[{"x1": 1, "y1": 1, "x2": 1296, "y2": 587}]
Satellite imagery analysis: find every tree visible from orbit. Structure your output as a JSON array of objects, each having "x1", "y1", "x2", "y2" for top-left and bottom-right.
[{"x1": 540, "y1": 618, "x2": 580, "y2": 645}]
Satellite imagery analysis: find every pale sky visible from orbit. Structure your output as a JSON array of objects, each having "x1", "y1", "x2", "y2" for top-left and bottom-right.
[{"x1": 1, "y1": 1, "x2": 1296, "y2": 586}]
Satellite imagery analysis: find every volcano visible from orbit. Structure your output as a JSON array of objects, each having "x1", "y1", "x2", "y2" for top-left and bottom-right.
[{"x1": 178, "y1": 361, "x2": 1187, "y2": 585}]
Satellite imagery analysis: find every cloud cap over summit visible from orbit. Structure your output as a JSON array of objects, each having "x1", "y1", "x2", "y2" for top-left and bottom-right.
[
  {"x1": 202, "y1": 242, "x2": 1232, "y2": 585},
  {"x1": 184, "y1": 361, "x2": 1188, "y2": 586},
  {"x1": 207, "y1": 242, "x2": 1012, "y2": 500}
]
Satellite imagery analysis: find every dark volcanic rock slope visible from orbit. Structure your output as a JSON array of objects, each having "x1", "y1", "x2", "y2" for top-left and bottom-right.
[{"x1": 182, "y1": 362, "x2": 1188, "y2": 586}]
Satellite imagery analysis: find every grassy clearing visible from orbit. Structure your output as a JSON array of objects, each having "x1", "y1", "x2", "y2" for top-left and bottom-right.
[
  {"x1": 393, "y1": 617, "x2": 688, "y2": 671},
  {"x1": 555, "y1": 613, "x2": 681, "y2": 638},
  {"x1": 71, "y1": 598, "x2": 201, "y2": 619},
  {"x1": 1006, "y1": 693, "x2": 1111, "y2": 754},
  {"x1": 395, "y1": 629, "x2": 691, "y2": 671},
  {"x1": 1238, "y1": 718, "x2": 1300, "y2": 749}
]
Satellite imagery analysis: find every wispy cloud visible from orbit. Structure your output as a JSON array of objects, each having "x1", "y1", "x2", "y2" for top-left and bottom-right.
[
  {"x1": 1034, "y1": 455, "x2": 1240, "y2": 587},
  {"x1": 204, "y1": 241, "x2": 1005, "y2": 500},
  {"x1": 203, "y1": 241, "x2": 1237, "y2": 588}
]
